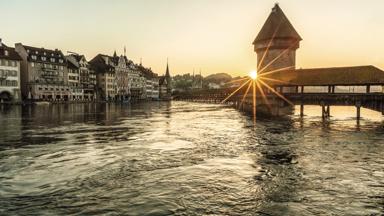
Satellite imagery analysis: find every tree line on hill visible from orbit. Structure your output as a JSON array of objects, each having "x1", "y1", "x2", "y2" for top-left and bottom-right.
[{"x1": 172, "y1": 73, "x2": 245, "y2": 91}]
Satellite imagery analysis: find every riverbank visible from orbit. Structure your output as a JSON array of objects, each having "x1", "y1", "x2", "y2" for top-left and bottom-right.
[{"x1": 0, "y1": 98, "x2": 170, "y2": 106}]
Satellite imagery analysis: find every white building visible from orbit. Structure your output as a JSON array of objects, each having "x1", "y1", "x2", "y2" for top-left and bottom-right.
[{"x1": 0, "y1": 39, "x2": 22, "y2": 103}]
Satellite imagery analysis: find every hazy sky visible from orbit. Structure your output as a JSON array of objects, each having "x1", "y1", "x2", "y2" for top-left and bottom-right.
[{"x1": 1, "y1": 0, "x2": 384, "y2": 76}]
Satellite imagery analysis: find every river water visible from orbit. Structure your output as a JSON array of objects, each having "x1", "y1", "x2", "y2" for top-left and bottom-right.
[{"x1": 0, "y1": 102, "x2": 383, "y2": 215}]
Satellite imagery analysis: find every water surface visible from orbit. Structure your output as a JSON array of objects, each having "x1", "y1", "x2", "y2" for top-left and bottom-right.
[{"x1": 0, "y1": 102, "x2": 383, "y2": 215}]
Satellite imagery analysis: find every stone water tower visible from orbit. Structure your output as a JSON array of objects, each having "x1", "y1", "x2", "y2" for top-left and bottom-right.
[{"x1": 253, "y1": 4, "x2": 302, "y2": 74}]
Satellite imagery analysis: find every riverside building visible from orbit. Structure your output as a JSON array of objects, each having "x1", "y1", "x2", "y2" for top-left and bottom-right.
[
  {"x1": 15, "y1": 43, "x2": 68, "y2": 101},
  {"x1": 89, "y1": 54, "x2": 117, "y2": 101},
  {"x1": 0, "y1": 39, "x2": 22, "y2": 102},
  {"x1": 66, "y1": 54, "x2": 96, "y2": 100}
]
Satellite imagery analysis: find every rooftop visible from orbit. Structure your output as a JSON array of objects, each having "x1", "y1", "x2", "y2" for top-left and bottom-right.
[
  {"x1": 253, "y1": 4, "x2": 302, "y2": 44},
  {"x1": 265, "y1": 65, "x2": 384, "y2": 86}
]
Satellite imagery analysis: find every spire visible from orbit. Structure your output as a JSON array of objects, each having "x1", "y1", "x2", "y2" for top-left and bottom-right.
[
  {"x1": 113, "y1": 50, "x2": 117, "y2": 58},
  {"x1": 124, "y1": 46, "x2": 126, "y2": 57},
  {"x1": 165, "y1": 59, "x2": 170, "y2": 77},
  {"x1": 253, "y1": 3, "x2": 302, "y2": 44}
]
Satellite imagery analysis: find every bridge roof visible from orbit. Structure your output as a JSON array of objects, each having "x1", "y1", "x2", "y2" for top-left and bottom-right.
[{"x1": 265, "y1": 65, "x2": 384, "y2": 86}]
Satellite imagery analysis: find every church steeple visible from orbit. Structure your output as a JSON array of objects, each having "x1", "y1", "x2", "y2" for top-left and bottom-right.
[
  {"x1": 165, "y1": 59, "x2": 170, "y2": 78},
  {"x1": 165, "y1": 59, "x2": 172, "y2": 94}
]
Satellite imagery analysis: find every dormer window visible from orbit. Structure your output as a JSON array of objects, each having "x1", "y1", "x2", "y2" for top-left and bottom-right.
[
  {"x1": 35, "y1": 51, "x2": 38, "y2": 54},
  {"x1": 43, "y1": 52, "x2": 46, "y2": 56},
  {"x1": 27, "y1": 50, "x2": 30, "y2": 53}
]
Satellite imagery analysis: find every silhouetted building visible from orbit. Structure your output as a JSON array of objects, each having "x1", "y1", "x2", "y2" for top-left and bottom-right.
[{"x1": 159, "y1": 61, "x2": 172, "y2": 100}]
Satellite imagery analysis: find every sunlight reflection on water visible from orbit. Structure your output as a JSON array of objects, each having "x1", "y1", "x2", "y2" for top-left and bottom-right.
[{"x1": 0, "y1": 102, "x2": 383, "y2": 215}]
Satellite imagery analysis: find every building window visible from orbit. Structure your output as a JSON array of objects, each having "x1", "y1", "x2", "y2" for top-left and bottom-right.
[
  {"x1": 31, "y1": 62, "x2": 35, "y2": 67},
  {"x1": 31, "y1": 55, "x2": 37, "y2": 60},
  {"x1": 50, "y1": 58, "x2": 55, "y2": 63},
  {"x1": 4, "y1": 50, "x2": 9, "y2": 56},
  {"x1": 42, "y1": 57, "x2": 46, "y2": 61}
]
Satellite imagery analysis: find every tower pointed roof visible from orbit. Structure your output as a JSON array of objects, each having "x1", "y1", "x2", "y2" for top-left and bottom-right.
[{"x1": 253, "y1": 4, "x2": 302, "y2": 44}]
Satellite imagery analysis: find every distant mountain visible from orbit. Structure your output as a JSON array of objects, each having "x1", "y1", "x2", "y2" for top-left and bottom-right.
[{"x1": 204, "y1": 73, "x2": 232, "y2": 84}]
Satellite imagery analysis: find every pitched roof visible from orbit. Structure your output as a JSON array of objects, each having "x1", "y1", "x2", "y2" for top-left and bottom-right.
[
  {"x1": 253, "y1": 4, "x2": 302, "y2": 44},
  {"x1": 89, "y1": 54, "x2": 115, "y2": 74},
  {"x1": 21, "y1": 44, "x2": 66, "y2": 65},
  {"x1": 66, "y1": 56, "x2": 79, "y2": 69},
  {"x1": 137, "y1": 64, "x2": 157, "y2": 79},
  {"x1": 0, "y1": 46, "x2": 22, "y2": 61},
  {"x1": 265, "y1": 65, "x2": 384, "y2": 86}
]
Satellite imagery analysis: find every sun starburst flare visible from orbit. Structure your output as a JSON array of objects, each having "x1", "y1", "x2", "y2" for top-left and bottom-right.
[{"x1": 220, "y1": 28, "x2": 296, "y2": 123}]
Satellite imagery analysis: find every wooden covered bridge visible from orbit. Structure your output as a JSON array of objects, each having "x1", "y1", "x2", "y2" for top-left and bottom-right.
[
  {"x1": 174, "y1": 65, "x2": 384, "y2": 119},
  {"x1": 175, "y1": 4, "x2": 384, "y2": 119}
]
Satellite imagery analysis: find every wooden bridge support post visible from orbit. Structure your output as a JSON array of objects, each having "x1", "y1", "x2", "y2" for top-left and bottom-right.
[
  {"x1": 300, "y1": 104, "x2": 304, "y2": 117},
  {"x1": 356, "y1": 105, "x2": 361, "y2": 120},
  {"x1": 321, "y1": 105, "x2": 325, "y2": 119},
  {"x1": 320, "y1": 101, "x2": 330, "y2": 119}
]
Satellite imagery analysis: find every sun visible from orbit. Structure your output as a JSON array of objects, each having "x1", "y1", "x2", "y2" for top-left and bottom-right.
[{"x1": 249, "y1": 70, "x2": 258, "y2": 80}]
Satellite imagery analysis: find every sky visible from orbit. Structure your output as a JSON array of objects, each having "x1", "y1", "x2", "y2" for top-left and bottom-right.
[{"x1": 1, "y1": 0, "x2": 384, "y2": 77}]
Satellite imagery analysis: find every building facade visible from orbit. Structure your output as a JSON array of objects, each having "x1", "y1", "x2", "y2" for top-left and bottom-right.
[
  {"x1": 114, "y1": 54, "x2": 130, "y2": 101},
  {"x1": 66, "y1": 54, "x2": 96, "y2": 100},
  {"x1": 0, "y1": 39, "x2": 22, "y2": 102},
  {"x1": 65, "y1": 56, "x2": 83, "y2": 100},
  {"x1": 15, "y1": 43, "x2": 69, "y2": 101},
  {"x1": 128, "y1": 63, "x2": 145, "y2": 100},
  {"x1": 90, "y1": 54, "x2": 117, "y2": 101},
  {"x1": 138, "y1": 65, "x2": 159, "y2": 100}
]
